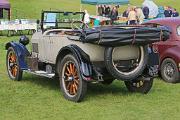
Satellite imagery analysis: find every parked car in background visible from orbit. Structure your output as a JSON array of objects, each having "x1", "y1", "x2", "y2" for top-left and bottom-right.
[{"x1": 144, "y1": 17, "x2": 180, "y2": 83}]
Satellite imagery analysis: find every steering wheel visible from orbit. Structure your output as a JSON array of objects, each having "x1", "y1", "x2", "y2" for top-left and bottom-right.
[{"x1": 71, "y1": 21, "x2": 89, "y2": 30}]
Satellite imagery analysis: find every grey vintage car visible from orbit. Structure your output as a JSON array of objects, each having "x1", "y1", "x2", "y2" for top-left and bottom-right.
[{"x1": 5, "y1": 11, "x2": 170, "y2": 102}]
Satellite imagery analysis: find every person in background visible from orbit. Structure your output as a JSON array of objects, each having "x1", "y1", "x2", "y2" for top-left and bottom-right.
[
  {"x1": 157, "y1": 6, "x2": 165, "y2": 18},
  {"x1": 136, "y1": 7, "x2": 145, "y2": 24},
  {"x1": 142, "y1": 6, "x2": 149, "y2": 19},
  {"x1": 164, "y1": 6, "x2": 172, "y2": 17},
  {"x1": 98, "y1": 5, "x2": 103, "y2": 16},
  {"x1": 0, "y1": 8, "x2": 3, "y2": 18},
  {"x1": 84, "y1": 10, "x2": 90, "y2": 25},
  {"x1": 123, "y1": 7, "x2": 130, "y2": 17},
  {"x1": 168, "y1": 6, "x2": 173, "y2": 16},
  {"x1": 101, "y1": 5, "x2": 105, "y2": 16},
  {"x1": 172, "y1": 9, "x2": 179, "y2": 17},
  {"x1": 110, "y1": 7, "x2": 118, "y2": 24},
  {"x1": 122, "y1": 10, "x2": 128, "y2": 17},
  {"x1": 115, "y1": 5, "x2": 119, "y2": 17},
  {"x1": 105, "y1": 5, "x2": 111, "y2": 17},
  {"x1": 128, "y1": 7, "x2": 137, "y2": 25}
]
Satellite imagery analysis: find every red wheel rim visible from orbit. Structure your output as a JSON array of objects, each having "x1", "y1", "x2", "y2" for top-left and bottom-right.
[
  {"x1": 8, "y1": 51, "x2": 18, "y2": 78},
  {"x1": 63, "y1": 62, "x2": 80, "y2": 96}
]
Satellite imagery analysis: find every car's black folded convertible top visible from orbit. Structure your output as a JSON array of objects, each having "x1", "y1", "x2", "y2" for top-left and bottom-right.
[{"x1": 80, "y1": 26, "x2": 170, "y2": 46}]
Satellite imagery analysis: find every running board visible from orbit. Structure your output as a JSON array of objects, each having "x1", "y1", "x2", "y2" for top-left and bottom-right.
[{"x1": 24, "y1": 70, "x2": 55, "y2": 78}]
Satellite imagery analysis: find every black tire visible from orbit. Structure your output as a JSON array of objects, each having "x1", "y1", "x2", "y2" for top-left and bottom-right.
[
  {"x1": 124, "y1": 77, "x2": 153, "y2": 94},
  {"x1": 58, "y1": 54, "x2": 87, "y2": 102},
  {"x1": 161, "y1": 58, "x2": 179, "y2": 83},
  {"x1": 104, "y1": 46, "x2": 148, "y2": 81},
  {"x1": 6, "y1": 47, "x2": 23, "y2": 81}
]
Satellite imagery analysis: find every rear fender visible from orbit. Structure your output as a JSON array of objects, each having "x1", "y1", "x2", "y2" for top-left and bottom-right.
[
  {"x1": 5, "y1": 41, "x2": 30, "y2": 70},
  {"x1": 56, "y1": 44, "x2": 92, "y2": 81}
]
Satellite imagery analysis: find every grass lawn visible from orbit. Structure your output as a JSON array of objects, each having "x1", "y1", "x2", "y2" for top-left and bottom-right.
[{"x1": 0, "y1": 0, "x2": 180, "y2": 120}]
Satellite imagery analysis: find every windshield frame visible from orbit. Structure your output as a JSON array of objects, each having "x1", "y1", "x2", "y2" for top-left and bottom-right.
[{"x1": 41, "y1": 11, "x2": 85, "y2": 32}]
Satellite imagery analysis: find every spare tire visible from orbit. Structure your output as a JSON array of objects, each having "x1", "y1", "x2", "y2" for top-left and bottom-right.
[{"x1": 104, "y1": 45, "x2": 148, "y2": 81}]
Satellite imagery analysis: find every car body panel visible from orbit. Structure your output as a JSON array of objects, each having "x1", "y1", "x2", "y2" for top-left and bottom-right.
[
  {"x1": 31, "y1": 30, "x2": 140, "y2": 64},
  {"x1": 56, "y1": 44, "x2": 93, "y2": 80}
]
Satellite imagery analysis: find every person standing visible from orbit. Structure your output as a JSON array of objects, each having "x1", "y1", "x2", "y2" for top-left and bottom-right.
[
  {"x1": 105, "y1": 5, "x2": 111, "y2": 17},
  {"x1": 110, "y1": 7, "x2": 118, "y2": 24},
  {"x1": 115, "y1": 6, "x2": 119, "y2": 17},
  {"x1": 142, "y1": 6, "x2": 149, "y2": 19},
  {"x1": 101, "y1": 5, "x2": 105, "y2": 16},
  {"x1": 164, "y1": 6, "x2": 172, "y2": 17},
  {"x1": 136, "y1": 7, "x2": 145, "y2": 24},
  {"x1": 128, "y1": 7, "x2": 137, "y2": 25},
  {"x1": 84, "y1": 10, "x2": 90, "y2": 24},
  {"x1": 98, "y1": 5, "x2": 102, "y2": 16},
  {"x1": 0, "y1": 8, "x2": 3, "y2": 18},
  {"x1": 172, "y1": 9, "x2": 179, "y2": 17}
]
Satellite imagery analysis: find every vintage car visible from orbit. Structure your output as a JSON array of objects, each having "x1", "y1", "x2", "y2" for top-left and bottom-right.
[
  {"x1": 144, "y1": 18, "x2": 180, "y2": 83},
  {"x1": 5, "y1": 11, "x2": 170, "y2": 102}
]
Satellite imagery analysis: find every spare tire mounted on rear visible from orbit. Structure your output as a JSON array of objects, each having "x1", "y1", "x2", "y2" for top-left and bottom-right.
[{"x1": 104, "y1": 45, "x2": 148, "y2": 81}]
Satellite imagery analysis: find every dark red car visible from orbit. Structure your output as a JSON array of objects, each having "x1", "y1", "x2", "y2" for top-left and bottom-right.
[{"x1": 145, "y1": 17, "x2": 180, "y2": 83}]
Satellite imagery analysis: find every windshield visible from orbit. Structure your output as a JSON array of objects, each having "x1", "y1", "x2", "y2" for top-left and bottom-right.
[
  {"x1": 177, "y1": 25, "x2": 180, "y2": 36},
  {"x1": 41, "y1": 11, "x2": 84, "y2": 31}
]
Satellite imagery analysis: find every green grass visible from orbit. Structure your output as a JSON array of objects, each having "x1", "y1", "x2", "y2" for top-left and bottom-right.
[
  {"x1": 1, "y1": 0, "x2": 180, "y2": 120},
  {"x1": 9, "y1": 0, "x2": 180, "y2": 19}
]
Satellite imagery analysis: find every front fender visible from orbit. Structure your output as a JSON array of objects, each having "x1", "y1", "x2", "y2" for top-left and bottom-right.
[
  {"x1": 161, "y1": 46, "x2": 180, "y2": 64},
  {"x1": 5, "y1": 41, "x2": 30, "y2": 70},
  {"x1": 56, "y1": 44, "x2": 92, "y2": 81}
]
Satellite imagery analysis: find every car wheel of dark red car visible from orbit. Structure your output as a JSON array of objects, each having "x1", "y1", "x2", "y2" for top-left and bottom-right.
[
  {"x1": 58, "y1": 54, "x2": 87, "y2": 102},
  {"x1": 161, "y1": 58, "x2": 179, "y2": 83}
]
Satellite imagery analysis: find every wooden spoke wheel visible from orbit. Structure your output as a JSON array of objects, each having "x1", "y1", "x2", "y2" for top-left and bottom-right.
[
  {"x1": 58, "y1": 54, "x2": 87, "y2": 102},
  {"x1": 6, "y1": 47, "x2": 22, "y2": 80},
  {"x1": 124, "y1": 77, "x2": 153, "y2": 94},
  {"x1": 63, "y1": 62, "x2": 79, "y2": 96}
]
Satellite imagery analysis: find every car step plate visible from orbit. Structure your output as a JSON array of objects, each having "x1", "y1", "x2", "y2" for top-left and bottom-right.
[{"x1": 24, "y1": 70, "x2": 55, "y2": 78}]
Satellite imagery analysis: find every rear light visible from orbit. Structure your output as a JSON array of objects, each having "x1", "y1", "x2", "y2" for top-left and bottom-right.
[{"x1": 84, "y1": 77, "x2": 92, "y2": 81}]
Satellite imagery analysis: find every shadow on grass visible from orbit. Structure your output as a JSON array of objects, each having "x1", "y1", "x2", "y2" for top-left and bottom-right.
[
  {"x1": 22, "y1": 73, "x2": 131, "y2": 98},
  {"x1": 87, "y1": 82, "x2": 129, "y2": 96},
  {"x1": 22, "y1": 73, "x2": 59, "y2": 91}
]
